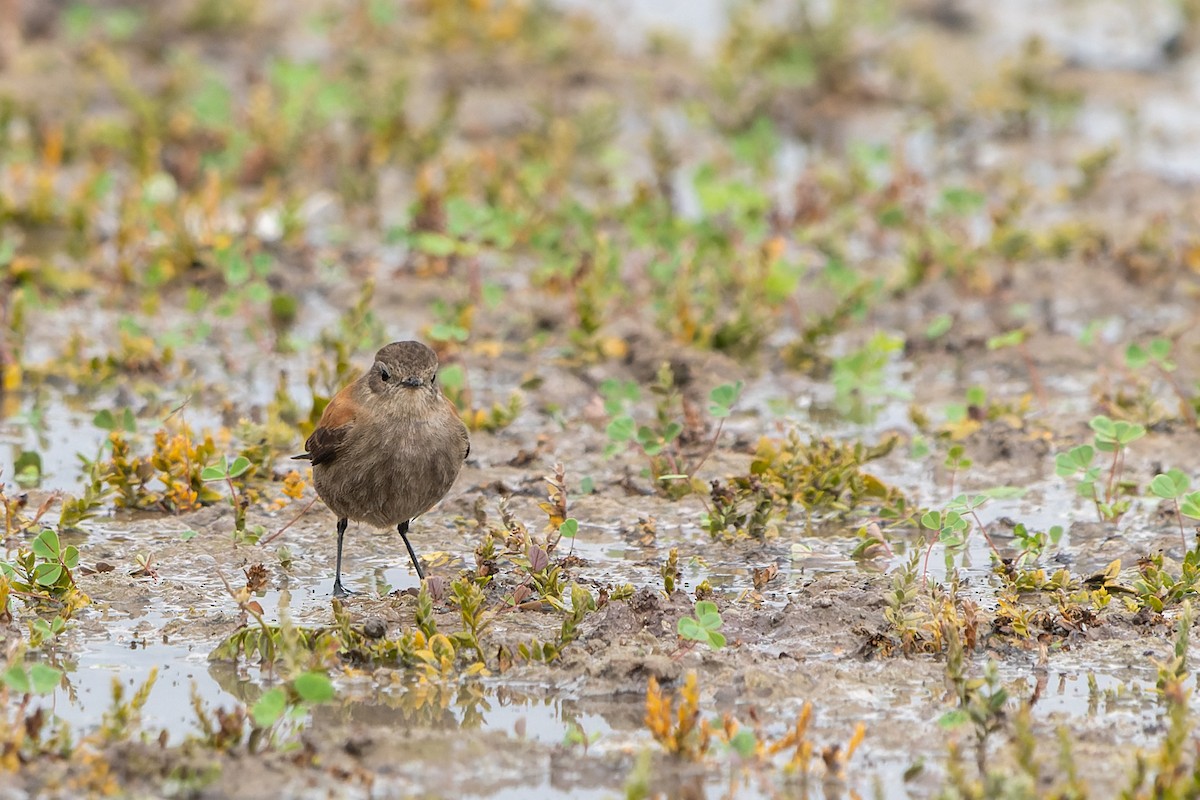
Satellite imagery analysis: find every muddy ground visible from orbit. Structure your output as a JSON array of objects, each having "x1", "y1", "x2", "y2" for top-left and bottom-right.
[{"x1": 4, "y1": 0, "x2": 1200, "y2": 798}]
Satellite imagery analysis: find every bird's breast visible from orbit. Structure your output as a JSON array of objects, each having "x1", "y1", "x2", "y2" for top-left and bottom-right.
[{"x1": 312, "y1": 413, "x2": 464, "y2": 527}]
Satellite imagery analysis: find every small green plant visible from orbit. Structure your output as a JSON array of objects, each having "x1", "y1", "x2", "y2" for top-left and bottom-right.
[
  {"x1": 0, "y1": 652, "x2": 70, "y2": 771},
  {"x1": 830, "y1": 332, "x2": 907, "y2": 423},
  {"x1": 1132, "y1": 553, "x2": 1200, "y2": 613},
  {"x1": 940, "y1": 612, "x2": 1008, "y2": 776},
  {"x1": 1010, "y1": 522, "x2": 1064, "y2": 567},
  {"x1": 424, "y1": 299, "x2": 472, "y2": 345},
  {"x1": 93, "y1": 407, "x2": 137, "y2": 435},
  {"x1": 1055, "y1": 415, "x2": 1145, "y2": 522},
  {"x1": 604, "y1": 364, "x2": 743, "y2": 498},
  {"x1": 879, "y1": 551, "x2": 924, "y2": 655},
  {"x1": 920, "y1": 506, "x2": 971, "y2": 575},
  {"x1": 1125, "y1": 338, "x2": 1195, "y2": 427},
  {"x1": 704, "y1": 474, "x2": 777, "y2": 541},
  {"x1": 101, "y1": 427, "x2": 221, "y2": 512},
  {"x1": 702, "y1": 431, "x2": 905, "y2": 541},
  {"x1": 939, "y1": 386, "x2": 1035, "y2": 439},
  {"x1": 0, "y1": 652, "x2": 71, "y2": 772},
  {"x1": 28, "y1": 615, "x2": 69, "y2": 648},
  {"x1": 921, "y1": 490, "x2": 1020, "y2": 577},
  {"x1": 942, "y1": 443, "x2": 972, "y2": 497},
  {"x1": 677, "y1": 600, "x2": 726, "y2": 650},
  {"x1": 1124, "y1": 601, "x2": 1196, "y2": 795},
  {"x1": 972, "y1": 35, "x2": 1082, "y2": 134},
  {"x1": 250, "y1": 670, "x2": 335, "y2": 730},
  {"x1": 201, "y1": 454, "x2": 252, "y2": 538},
  {"x1": 780, "y1": 283, "x2": 873, "y2": 374},
  {"x1": 99, "y1": 668, "x2": 158, "y2": 743},
  {"x1": 515, "y1": 544, "x2": 567, "y2": 605},
  {"x1": 0, "y1": 529, "x2": 89, "y2": 618},
  {"x1": 57, "y1": 459, "x2": 112, "y2": 532},
  {"x1": 558, "y1": 584, "x2": 596, "y2": 647},
  {"x1": 209, "y1": 567, "x2": 330, "y2": 671},
  {"x1": 502, "y1": 583, "x2": 595, "y2": 667},
  {"x1": 1151, "y1": 468, "x2": 1193, "y2": 553},
  {"x1": 447, "y1": 578, "x2": 490, "y2": 661},
  {"x1": 562, "y1": 720, "x2": 601, "y2": 753},
  {"x1": 437, "y1": 361, "x2": 523, "y2": 432},
  {"x1": 537, "y1": 463, "x2": 579, "y2": 557},
  {"x1": 598, "y1": 377, "x2": 639, "y2": 417},
  {"x1": 1179, "y1": 490, "x2": 1200, "y2": 546},
  {"x1": 27, "y1": 529, "x2": 80, "y2": 590},
  {"x1": 1, "y1": 658, "x2": 63, "y2": 697},
  {"x1": 11, "y1": 451, "x2": 42, "y2": 489},
  {"x1": 309, "y1": 281, "x2": 387, "y2": 409},
  {"x1": 874, "y1": 561, "x2": 986, "y2": 657}
]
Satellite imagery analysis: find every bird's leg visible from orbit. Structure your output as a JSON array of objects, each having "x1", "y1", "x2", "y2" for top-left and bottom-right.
[
  {"x1": 398, "y1": 519, "x2": 426, "y2": 580},
  {"x1": 332, "y1": 517, "x2": 354, "y2": 597}
]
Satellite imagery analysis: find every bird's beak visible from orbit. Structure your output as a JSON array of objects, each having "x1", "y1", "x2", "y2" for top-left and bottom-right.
[{"x1": 399, "y1": 377, "x2": 423, "y2": 388}]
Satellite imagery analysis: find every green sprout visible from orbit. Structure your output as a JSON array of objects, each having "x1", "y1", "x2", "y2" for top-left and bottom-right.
[
  {"x1": 677, "y1": 600, "x2": 726, "y2": 650},
  {"x1": 1055, "y1": 415, "x2": 1145, "y2": 522},
  {"x1": 1151, "y1": 469, "x2": 1193, "y2": 553},
  {"x1": 201, "y1": 455, "x2": 252, "y2": 537}
]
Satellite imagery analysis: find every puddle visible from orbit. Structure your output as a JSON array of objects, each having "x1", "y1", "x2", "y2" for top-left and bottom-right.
[
  {"x1": 38, "y1": 604, "x2": 624, "y2": 750},
  {"x1": 1, "y1": 396, "x2": 107, "y2": 493},
  {"x1": 47, "y1": 639, "x2": 219, "y2": 744},
  {"x1": 0, "y1": 392, "x2": 230, "y2": 494},
  {"x1": 1030, "y1": 669, "x2": 1159, "y2": 728}
]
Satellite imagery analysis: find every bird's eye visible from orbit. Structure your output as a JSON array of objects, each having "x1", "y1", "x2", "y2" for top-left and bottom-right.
[{"x1": 379, "y1": 365, "x2": 391, "y2": 382}]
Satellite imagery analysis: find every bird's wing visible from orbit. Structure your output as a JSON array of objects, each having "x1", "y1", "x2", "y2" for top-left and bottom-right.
[
  {"x1": 446, "y1": 395, "x2": 471, "y2": 461},
  {"x1": 294, "y1": 392, "x2": 357, "y2": 466}
]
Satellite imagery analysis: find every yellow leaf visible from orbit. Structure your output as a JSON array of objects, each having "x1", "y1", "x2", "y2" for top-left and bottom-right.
[
  {"x1": 1, "y1": 363, "x2": 20, "y2": 392},
  {"x1": 598, "y1": 337, "x2": 627, "y2": 359},
  {"x1": 472, "y1": 340, "x2": 504, "y2": 358},
  {"x1": 846, "y1": 722, "x2": 866, "y2": 759}
]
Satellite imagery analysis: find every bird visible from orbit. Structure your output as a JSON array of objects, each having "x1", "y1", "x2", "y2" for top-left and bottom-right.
[{"x1": 293, "y1": 341, "x2": 470, "y2": 596}]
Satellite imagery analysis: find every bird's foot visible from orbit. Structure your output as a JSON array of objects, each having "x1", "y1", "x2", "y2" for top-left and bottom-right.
[{"x1": 332, "y1": 580, "x2": 356, "y2": 598}]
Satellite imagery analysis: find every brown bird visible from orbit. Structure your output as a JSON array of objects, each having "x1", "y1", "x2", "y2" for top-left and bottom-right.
[{"x1": 294, "y1": 341, "x2": 470, "y2": 596}]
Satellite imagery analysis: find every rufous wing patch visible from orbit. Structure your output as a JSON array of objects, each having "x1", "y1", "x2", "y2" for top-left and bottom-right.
[{"x1": 302, "y1": 391, "x2": 358, "y2": 466}]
